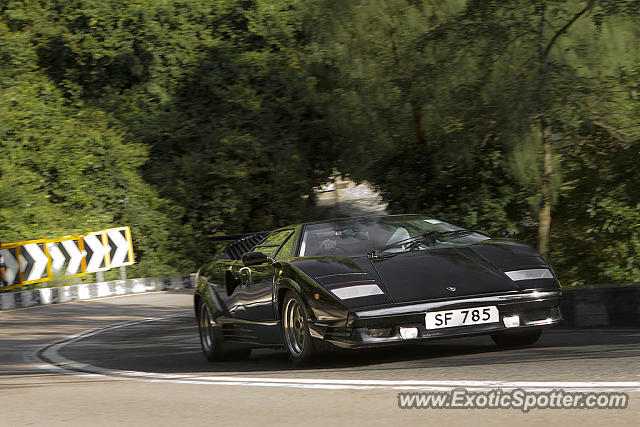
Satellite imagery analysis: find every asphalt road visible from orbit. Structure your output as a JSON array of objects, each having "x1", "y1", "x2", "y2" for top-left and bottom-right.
[{"x1": 1, "y1": 291, "x2": 640, "y2": 426}]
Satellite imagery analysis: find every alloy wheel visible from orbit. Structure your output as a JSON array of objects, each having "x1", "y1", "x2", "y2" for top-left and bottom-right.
[{"x1": 283, "y1": 297, "x2": 307, "y2": 357}]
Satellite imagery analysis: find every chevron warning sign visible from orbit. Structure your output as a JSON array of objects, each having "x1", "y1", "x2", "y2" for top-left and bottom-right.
[
  {"x1": 105, "y1": 227, "x2": 135, "y2": 268},
  {"x1": 46, "y1": 237, "x2": 86, "y2": 277},
  {"x1": 83, "y1": 232, "x2": 109, "y2": 273},
  {"x1": 1, "y1": 226, "x2": 134, "y2": 289},
  {"x1": 20, "y1": 242, "x2": 51, "y2": 283},
  {"x1": 0, "y1": 239, "x2": 52, "y2": 289},
  {"x1": 0, "y1": 246, "x2": 20, "y2": 287},
  {"x1": 82, "y1": 226, "x2": 134, "y2": 273}
]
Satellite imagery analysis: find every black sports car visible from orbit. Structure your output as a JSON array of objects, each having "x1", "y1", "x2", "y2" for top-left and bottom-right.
[{"x1": 194, "y1": 214, "x2": 562, "y2": 364}]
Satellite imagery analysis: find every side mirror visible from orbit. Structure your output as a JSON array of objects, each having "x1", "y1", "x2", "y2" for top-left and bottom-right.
[
  {"x1": 241, "y1": 251, "x2": 272, "y2": 266},
  {"x1": 499, "y1": 230, "x2": 516, "y2": 238}
]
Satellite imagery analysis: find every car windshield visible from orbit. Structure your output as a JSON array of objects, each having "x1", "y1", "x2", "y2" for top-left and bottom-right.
[{"x1": 298, "y1": 215, "x2": 489, "y2": 257}]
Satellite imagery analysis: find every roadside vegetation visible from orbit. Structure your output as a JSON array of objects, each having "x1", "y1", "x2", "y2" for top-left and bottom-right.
[{"x1": 0, "y1": 0, "x2": 638, "y2": 285}]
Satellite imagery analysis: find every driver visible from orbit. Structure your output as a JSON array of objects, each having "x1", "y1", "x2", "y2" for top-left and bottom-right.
[{"x1": 320, "y1": 239, "x2": 337, "y2": 251}]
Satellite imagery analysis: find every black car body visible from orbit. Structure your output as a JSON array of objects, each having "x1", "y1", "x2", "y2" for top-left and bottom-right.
[{"x1": 194, "y1": 215, "x2": 562, "y2": 363}]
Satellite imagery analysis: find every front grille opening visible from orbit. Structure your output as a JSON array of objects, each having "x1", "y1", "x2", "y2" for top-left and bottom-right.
[{"x1": 368, "y1": 327, "x2": 394, "y2": 338}]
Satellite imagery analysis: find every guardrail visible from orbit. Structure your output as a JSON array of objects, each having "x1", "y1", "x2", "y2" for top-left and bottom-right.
[
  {"x1": 560, "y1": 284, "x2": 640, "y2": 327},
  {"x1": 0, "y1": 274, "x2": 195, "y2": 310},
  {"x1": 2, "y1": 277, "x2": 638, "y2": 328}
]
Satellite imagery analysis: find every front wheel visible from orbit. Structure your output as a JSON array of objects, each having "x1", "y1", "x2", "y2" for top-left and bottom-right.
[
  {"x1": 491, "y1": 327, "x2": 543, "y2": 348},
  {"x1": 282, "y1": 291, "x2": 316, "y2": 365}
]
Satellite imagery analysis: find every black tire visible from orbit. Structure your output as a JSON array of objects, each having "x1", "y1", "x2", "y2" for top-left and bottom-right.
[
  {"x1": 491, "y1": 327, "x2": 543, "y2": 348},
  {"x1": 197, "y1": 301, "x2": 251, "y2": 362},
  {"x1": 282, "y1": 291, "x2": 316, "y2": 365}
]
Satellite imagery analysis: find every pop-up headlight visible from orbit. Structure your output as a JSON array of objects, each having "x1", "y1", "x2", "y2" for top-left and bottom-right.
[
  {"x1": 331, "y1": 284, "x2": 384, "y2": 300},
  {"x1": 504, "y1": 269, "x2": 553, "y2": 281}
]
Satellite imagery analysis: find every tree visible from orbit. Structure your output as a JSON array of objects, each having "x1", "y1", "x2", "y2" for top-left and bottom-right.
[
  {"x1": 306, "y1": 0, "x2": 640, "y2": 283},
  {"x1": 453, "y1": 0, "x2": 640, "y2": 259},
  {"x1": 303, "y1": 0, "x2": 530, "y2": 233},
  {"x1": 10, "y1": 0, "x2": 341, "y2": 265},
  {"x1": 1, "y1": 0, "x2": 638, "y2": 285},
  {"x1": 0, "y1": 5, "x2": 187, "y2": 277}
]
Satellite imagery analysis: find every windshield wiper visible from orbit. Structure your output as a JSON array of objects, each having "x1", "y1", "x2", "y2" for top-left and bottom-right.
[{"x1": 367, "y1": 230, "x2": 474, "y2": 260}]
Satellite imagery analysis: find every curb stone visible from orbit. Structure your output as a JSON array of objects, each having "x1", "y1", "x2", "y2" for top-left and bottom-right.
[{"x1": 0, "y1": 274, "x2": 195, "y2": 311}]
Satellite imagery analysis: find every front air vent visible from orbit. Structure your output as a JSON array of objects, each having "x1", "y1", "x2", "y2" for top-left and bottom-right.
[{"x1": 368, "y1": 327, "x2": 394, "y2": 338}]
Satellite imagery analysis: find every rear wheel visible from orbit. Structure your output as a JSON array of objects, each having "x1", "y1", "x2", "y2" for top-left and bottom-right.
[
  {"x1": 491, "y1": 327, "x2": 543, "y2": 348},
  {"x1": 197, "y1": 301, "x2": 251, "y2": 361},
  {"x1": 282, "y1": 291, "x2": 316, "y2": 365}
]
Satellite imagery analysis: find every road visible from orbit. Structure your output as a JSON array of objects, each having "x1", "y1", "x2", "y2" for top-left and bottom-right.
[{"x1": 1, "y1": 290, "x2": 639, "y2": 426}]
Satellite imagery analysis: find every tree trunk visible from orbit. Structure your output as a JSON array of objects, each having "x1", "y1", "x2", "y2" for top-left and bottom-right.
[
  {"x1": 537, "y1": 120, "x2": 552, "y2": 259},
  {"x1": 534, "y1": 0, "x2": 593, "y2": 259}
]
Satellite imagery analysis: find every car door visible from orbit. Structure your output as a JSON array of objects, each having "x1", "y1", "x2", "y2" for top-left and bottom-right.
[
  {"x1": 229, "y1": 229, "x2": 295, "y2": 322},
  {"x1": 196, "y1": 255, "x2": 240, "y2": 321}
]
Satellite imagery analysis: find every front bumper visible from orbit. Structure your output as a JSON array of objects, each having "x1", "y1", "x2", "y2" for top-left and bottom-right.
[{"x1": 309, "y1": 290, "x2": 562, "y2": 348}]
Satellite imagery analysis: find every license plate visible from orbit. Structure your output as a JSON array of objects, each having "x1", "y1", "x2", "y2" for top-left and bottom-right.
[{"x1": 425, "y1": 306, "x2": 499, "y2": 329}]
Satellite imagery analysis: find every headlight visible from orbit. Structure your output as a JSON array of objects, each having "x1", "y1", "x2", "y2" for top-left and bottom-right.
[
  {"x1": 504, "y1": 269, "x2": 554, "y2": 281},
  {"x1": 331, "y1": 284, "x2": 384, "y2": 300}
]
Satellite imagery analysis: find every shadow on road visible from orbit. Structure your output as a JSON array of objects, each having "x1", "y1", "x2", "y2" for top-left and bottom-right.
[
  {"x1": 58, "y1": 315, "x2": 640, "y2": 376},
  {"x1": 3, "y1": 291, "x2": 640, "y2": 383},
  {"x1": 0, "y1": 290, "x2": 193, "y2": 377}
]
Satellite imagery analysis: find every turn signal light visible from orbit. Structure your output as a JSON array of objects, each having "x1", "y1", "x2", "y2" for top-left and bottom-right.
[
  {"x1": 399, "y1": 327, "x2": 419, "y2": 339},
  {"x1": 503, "y1": 315, "x2": 520, "y2": 328}
]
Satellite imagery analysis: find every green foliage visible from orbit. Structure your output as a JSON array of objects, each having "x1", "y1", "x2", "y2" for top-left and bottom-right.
[
  {"x1": 1, "y1": 0, "x2": 336, "y2": 274},
  {"x1": 0, "y1": 3, "x2": 186, "y2": 276},
  {"x1": 306, "y1": 0, "x2": 640, "y2": 284},
  {"x1": 0, "y1": 0, "x2": 638, "y2": 285}
]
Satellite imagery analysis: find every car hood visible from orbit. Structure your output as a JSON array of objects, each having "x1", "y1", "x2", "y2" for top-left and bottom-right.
[
  {"x1": 289, "y1": 240, "x2": 555, "y2": 307},
  {"x1": 371, "y1": 247, "x2": 520, "y2": 303}
]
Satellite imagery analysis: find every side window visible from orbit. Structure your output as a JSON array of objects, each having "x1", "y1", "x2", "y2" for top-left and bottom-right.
[
  {"x1": 253, "y1": 229, "x2": 294, "y2": 258},
  {"x1": 275, "y1": 233, "x2": 297, "y2": 261}
]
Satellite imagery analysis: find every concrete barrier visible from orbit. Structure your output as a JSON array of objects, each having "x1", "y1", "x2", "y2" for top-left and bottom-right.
[
  {"x1": 2, "y1": 277, "x2": 638, "y2": 328},
  {"x1": 0, "y1": 274, "x2": 195, "y2": 311},
  {"x1": 560, "y1": 284, "x2": 640, "y2": 327}
]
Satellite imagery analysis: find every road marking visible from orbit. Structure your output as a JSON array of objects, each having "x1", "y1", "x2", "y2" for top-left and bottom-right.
[{"x1": 34, "y1": 315, "x2": 640, "y2": 392}]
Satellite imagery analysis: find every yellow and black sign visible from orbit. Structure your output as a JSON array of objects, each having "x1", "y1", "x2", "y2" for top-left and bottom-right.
[
  {"x1": 84, "y1": 227, "x2": 135, "y2": 273},
  {"x1": 0, "y1": 226, "x2": 135, "y2": 289},
  {"x1": 46, "y1": 235, "x2": 87, "y2": 278},
  {"x1": 0, "y1": 239, "x2": 52, "y2": 290}
]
